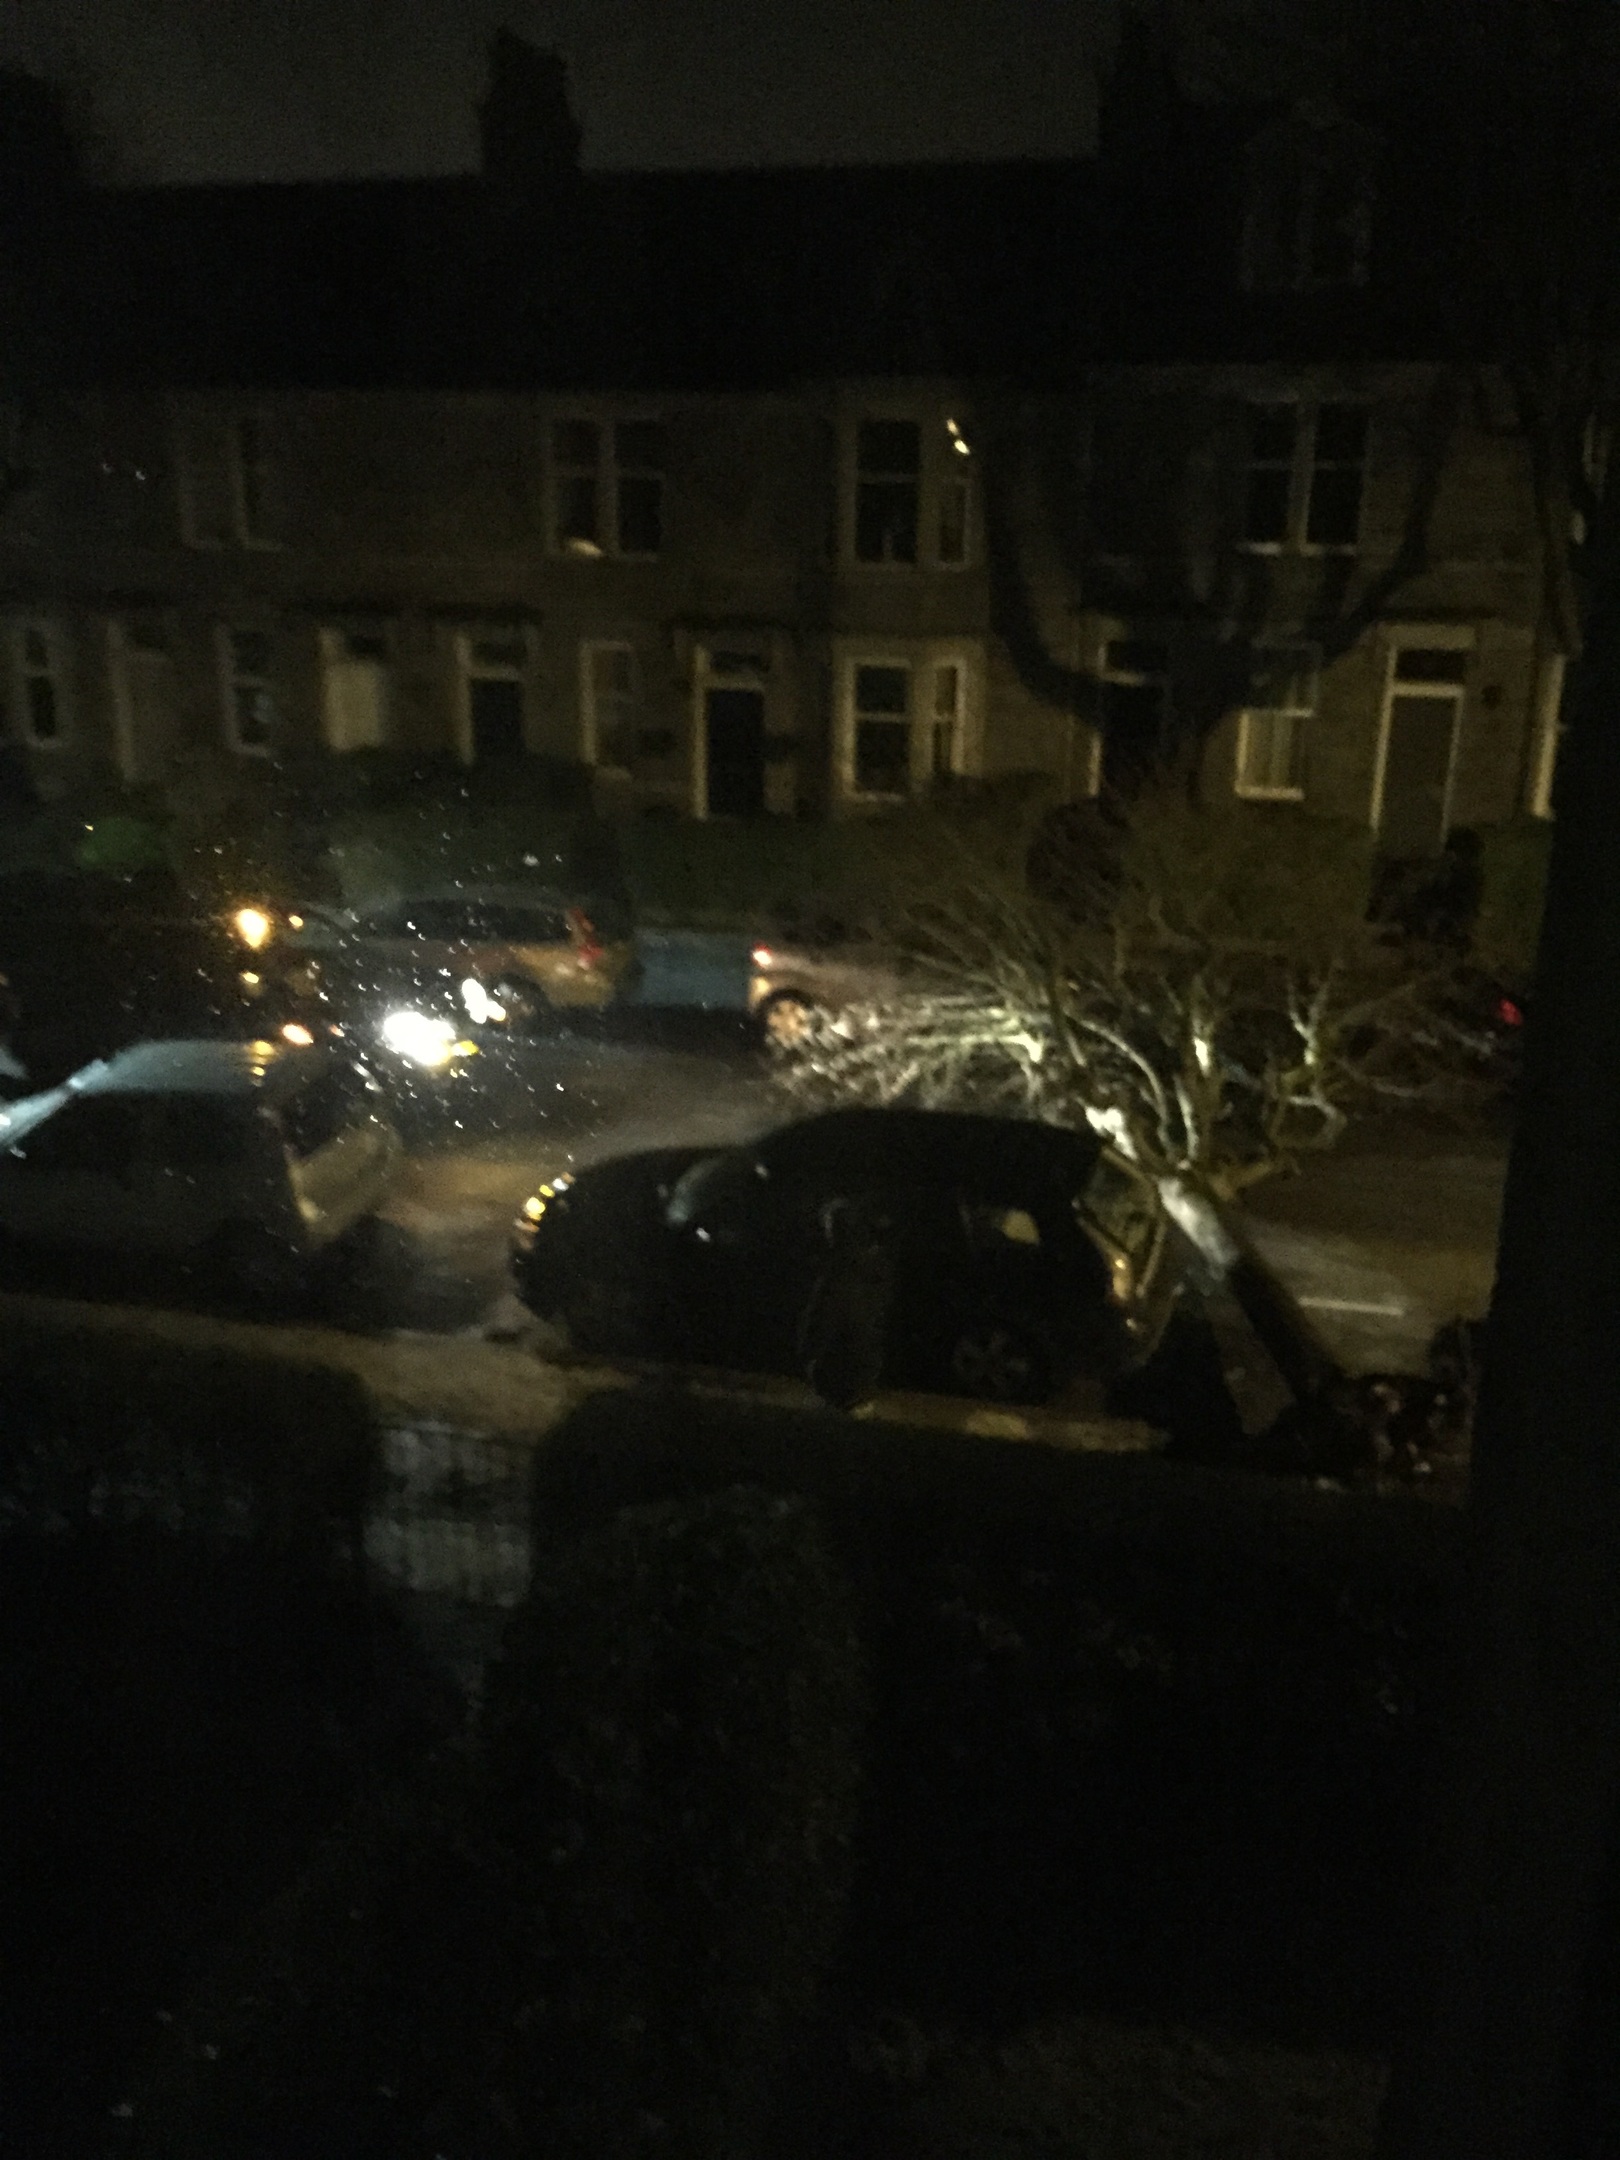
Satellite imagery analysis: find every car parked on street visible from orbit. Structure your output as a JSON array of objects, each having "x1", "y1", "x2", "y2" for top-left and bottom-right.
[
  {"x1": 746, "y1": 921, "x2": 903, "y2": 1046},
  {"x1": 511, "y1": 1106, "x2": 1179, "y2": 1404},
  {"x1": 286, "y1": 886, "x2": 639, "y2": 1028},
  {"x1": 0, "y1": 1035, "x2": 402, "y2": 1300}
]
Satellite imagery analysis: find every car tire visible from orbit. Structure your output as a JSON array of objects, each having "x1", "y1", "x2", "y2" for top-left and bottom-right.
[
  {"x1": 945, "y1": 1315, "x2": 1053, "y2": 1405},
  {"x1": 211, "y1": 1223, "x2": 305, "y2": 1313},
  {"x1": 758, "y1": 990, "x2": 819, "y2": 1051}
]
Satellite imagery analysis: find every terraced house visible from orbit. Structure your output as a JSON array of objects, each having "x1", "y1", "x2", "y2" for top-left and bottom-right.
[{"x1": 0, "y1": 30, "x2": 1568, "y2": 860}]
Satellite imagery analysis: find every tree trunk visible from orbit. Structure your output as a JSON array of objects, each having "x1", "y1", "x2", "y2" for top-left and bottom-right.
[{"x1": 1378, "y1": 443, "x2": 1620, "y2": 2155}]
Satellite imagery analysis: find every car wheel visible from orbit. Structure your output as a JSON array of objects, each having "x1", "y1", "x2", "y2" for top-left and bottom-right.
[
  {"x1": 946, "y1": 1316, "x2": 1052, "y2": 1405},
  {"x1": 211, "y1": 1223, "x2": 305, "y2": 1312},
  {"x1": 758, "y1": 990, "x2": 819, "y2": 1051},
  {"x1": 488, "y1": 976, "x2": 548, "y2": 1035}
]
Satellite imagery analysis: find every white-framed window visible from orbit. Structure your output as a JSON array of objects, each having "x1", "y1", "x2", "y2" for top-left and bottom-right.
[
  {"x1": 1528, "y1": 651, "x2": 1566, "y2": 819},
  {"x1": 1091, "y1": 635, "x2": 1173, "y2": 796},
  {"x1": 319, "y1": 626, "x2": 391, "y2": 753},
  {"x1": 931, "y1": 659, "x2": 965, "y2": 778},
  {"x1": 1240, "y1": 119, "x2": 1377, "y2": 294},
  {"x1": 217, "y1": 627, "x2": 277, "y2": 755},
  {"x1": 1235, "y1": 645, "x2": 1317, "y2": 799},
  {"x1": 455, "y1": 624, "x2": 533, "y2": 762},
  {"x1": 177, "y1": 407, "x2": 280, "y2": 549},
  {"x1": 5, "y1": 618, "x2": 71, "y2": 747},
  {"x1": 549, "y1": 417, "x2": 666, "y2": 558},
  {"x1": 837, "y1": 643, "x2": 980, "y2": 800},
  {"x1": 848, "y1": 413, "x2": 974, "y2": 568},
  {"x1": 1240, "y1": 401, "x2": 1368, "y2": 552},
  {"x1": 581, "y1": 640, "x2": 640, "y2": 772}
]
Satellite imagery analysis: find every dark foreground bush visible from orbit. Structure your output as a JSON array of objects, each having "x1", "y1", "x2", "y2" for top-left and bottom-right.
[
  {"x1": 0, "y1": 1321, "x2": 376, "y2": 1562},
  {"x1": 126, "y1": 1486, "x2": 866, "y2": 2160},
  {"x1": 0, "y1": 1527, "x2": 441, "y2": 2151}
]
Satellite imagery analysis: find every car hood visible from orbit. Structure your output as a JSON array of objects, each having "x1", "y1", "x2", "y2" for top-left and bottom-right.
[{"x1": 557, "y1": 1144, "x2": 718, "y2": 1231}]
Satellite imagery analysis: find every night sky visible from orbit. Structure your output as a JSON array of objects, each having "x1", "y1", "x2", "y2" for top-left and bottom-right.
[{"x1": 0, "y1": 0, "x2": 1102, "y2": 182}]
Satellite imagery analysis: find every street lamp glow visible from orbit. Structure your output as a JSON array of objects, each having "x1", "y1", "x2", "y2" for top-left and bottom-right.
[{"x1": 233, "y1": 906, "x2": 274, "y2": 950}]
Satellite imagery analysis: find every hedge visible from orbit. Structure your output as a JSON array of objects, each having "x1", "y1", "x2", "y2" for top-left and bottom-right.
[{"x1": 0, "y1": 1317, "x2": 377, "y2": 1564}]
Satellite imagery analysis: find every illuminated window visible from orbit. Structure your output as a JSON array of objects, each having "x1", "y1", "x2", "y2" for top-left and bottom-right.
[
  {"x1": 1241, "y1": 402, "x2": 1366, "y2": 552},
  {"x1": 550, "y1": 417, "x2": 666, "y2": 558},
  {"x1": 1235, "y1": 645, "x2": 1317, "y2": 799},
  {"x1": 8, "y1": 619, "x2": 70, "y2": 747},
  {"x1": 219, "y1": 627, "x2": 276, "y2": 755},
  {"x1": 582, "y1": 641, "x2": 640, "y2": 771}
]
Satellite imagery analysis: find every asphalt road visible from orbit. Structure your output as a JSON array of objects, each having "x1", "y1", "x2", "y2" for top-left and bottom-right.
[{"x1": 4, "y1": 978, "x2": 1512, "y2": 1387}]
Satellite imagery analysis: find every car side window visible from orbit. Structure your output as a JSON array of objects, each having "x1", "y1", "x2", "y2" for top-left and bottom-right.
[
  {"x1": 9, "y1": 1097, "x2": 142, "y2": 1174},
  {"x1": 150, "y1": 1096, "x2": 253, "y2": 1169},
  {"x1": 279, "y1": 1072, "x2": 346, "y2": 1159},
  {"x1": 963, "y1": 1202, "x2": 1043, "y2": 1250},
  {"x1": 1077, "y1": 1154, "x2": 1160, "y2": 1262}
]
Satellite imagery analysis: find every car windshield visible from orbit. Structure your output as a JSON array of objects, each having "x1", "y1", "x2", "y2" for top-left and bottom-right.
[{"x1": 664, "y1": 1147, "x2": 763, "y2": 1229}]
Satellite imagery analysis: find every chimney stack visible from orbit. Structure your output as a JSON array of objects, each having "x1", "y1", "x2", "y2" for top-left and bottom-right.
[{"x1": 479, "y1": 32, "x2": 581, "y2": 207}]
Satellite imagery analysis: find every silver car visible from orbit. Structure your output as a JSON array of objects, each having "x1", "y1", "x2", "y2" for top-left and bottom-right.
[
  {"x1": 746, "y1": 925, "x2": 904, "y2": 1047},
  {"x1": 0, "y1": 1036, "x2": 401, "y2": 1299}
]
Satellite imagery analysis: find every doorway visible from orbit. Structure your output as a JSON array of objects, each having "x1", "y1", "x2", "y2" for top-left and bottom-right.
[
  {"x1": 1376, "y1": 647, "x2": 1468, "y2": 857},
  {"x1": 468, "y1": 678, "x2": 525, "y2": 760},
  {"x1": 704, "y1": 687, "x2": 766, "y2": 816},
  {"x1": 109, "y1": 621, "x2": 178, "y2": 785}
]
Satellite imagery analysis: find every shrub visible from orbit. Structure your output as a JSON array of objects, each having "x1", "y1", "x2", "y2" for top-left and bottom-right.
[
  {"x1": 126, "y1": 1484, "x2": 867, "y2": 2160},
  {"x1": 477, "y1": 1485, "x2": 867, "y2": 2158}
]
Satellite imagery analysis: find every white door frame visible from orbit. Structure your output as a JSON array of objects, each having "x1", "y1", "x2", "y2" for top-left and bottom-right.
[{"x1": 1368, "y1": 627, "x2": 1474, "y2": 837}]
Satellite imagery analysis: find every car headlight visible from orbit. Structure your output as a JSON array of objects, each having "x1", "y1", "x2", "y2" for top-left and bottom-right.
[
  {"x1": 233, "y1": 905, "x2": 274, "y2": 950},
  {"x1": 380, "y1": 1008, "x2": 460, "y2": 1068},
  {"x1": 520, "y1": 1173, "x2": 573, "y2": 1223},
  {"x1": 461, "y1": 976, "x2": 507, "y2": 1026}
]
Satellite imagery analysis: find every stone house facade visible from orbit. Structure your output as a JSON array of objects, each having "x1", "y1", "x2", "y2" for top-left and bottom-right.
[{"x1": 0, "y1": 35, "x2": 1568, "y2": 857}]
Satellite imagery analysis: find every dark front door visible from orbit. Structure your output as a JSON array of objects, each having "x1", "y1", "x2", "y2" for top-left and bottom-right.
[
  {"x1": 1379, "y1": 692, "x2": 1459, "y2": 857},
  {"x1": 469, "y1": 678, "x2": 525, "y2": 760},
  {"x1": 1100, "y1": 680, "x2": 1167, "y2": 797},
  {"x1": 705, "y1": 688, "x2": 766, "y2": 816}
]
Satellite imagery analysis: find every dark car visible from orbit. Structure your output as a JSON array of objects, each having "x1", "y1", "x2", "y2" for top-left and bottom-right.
[{"x1": 511, "y1": 1107, "x2": 1179, "y2": 1405}]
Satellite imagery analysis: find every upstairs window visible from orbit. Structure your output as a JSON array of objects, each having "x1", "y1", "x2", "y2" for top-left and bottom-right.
[
  {"x1": 176, "y1": 407, "x2": 280, "y2": 548},
  {"x1": 1240, "y1": 113, "x2": 1377, "y2": 294},
  {"x1": 550, "y1": 418, "x2": 666, "y2": 558},
  {"x1": 848, "y1": 414, "x2": 976, "y2": 569},
  {"x1": 855, "y1": 421, "x2": 921, "y2": 564},
  {"x1": 1241, "y1": 402, "x2": 1367, "y2": 552}
]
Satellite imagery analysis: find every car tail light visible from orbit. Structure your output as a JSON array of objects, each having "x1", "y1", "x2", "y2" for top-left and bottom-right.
[
  {"x1": 567, "y1": 906, "x2": 604, "y2": 968},
  {"x1": 751, "y1": 947, "x2": 773, "y2": 968},
  {"x1": 1495, "y1": 996, "x2": 1525, "y2": 1028}
]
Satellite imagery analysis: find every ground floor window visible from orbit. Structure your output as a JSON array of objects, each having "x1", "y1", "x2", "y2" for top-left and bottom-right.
[
  {"x1": 1234, "y1": 645, "x2": 1317, "y2": 800},
  {"x1": 581, "y1": 640, "x2": 640, "y2": 772},
  {"x1": 838, "y1": 642, "x2": 980, "y2": 803},
  {"x1": 320, "y1": 626, "x2": 391, "y2": 753},
  {"x1": 4, "y1": 618, "x2": 71, "y2": 747},
  {"x1": 218, "y1": 627, "x2": 276, "y2": 755}
]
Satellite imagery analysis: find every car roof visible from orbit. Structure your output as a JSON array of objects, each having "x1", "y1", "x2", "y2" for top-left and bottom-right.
[
  {"x1": 757, "y1": 1107, "x2": 1101, "y2": 1189},
  {"x1": 66, "y1": 1036, "x2": 330, "y2": 1102}
]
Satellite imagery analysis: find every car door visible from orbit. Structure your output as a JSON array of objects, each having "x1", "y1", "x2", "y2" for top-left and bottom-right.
[
  {"x1": 0, "y1": 1094, "x2": 151, "y2": 1251},
  {"x1": 137, "y1": 1095, "x2": 269, "y2": 1254},
  {"x1": 278, "y1": 1062, "x2": 398, "y2": 1246}
]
